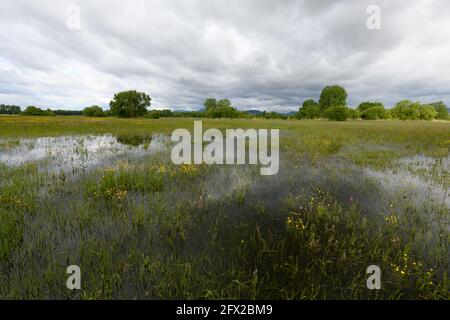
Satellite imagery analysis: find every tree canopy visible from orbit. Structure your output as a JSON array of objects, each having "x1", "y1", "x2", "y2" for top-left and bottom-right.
[
  {"x1": 83, "y1": 105, "x2": 105, "y2": 117},
  {"x1": 319, "y1": 85, "x2": 347, "y2": 112},
  {"x1": 204, "y1": 98, "x2": 238, "y2": 118},
  {"x1": 203, "y1": 98, "x2": 218, "y2": 112},
  {"x1": 430, "y1": 101, "x2": 449, "y2": 120},
  {"x1": 109, "y1": 90, "x2": 151, "y2": 118}
]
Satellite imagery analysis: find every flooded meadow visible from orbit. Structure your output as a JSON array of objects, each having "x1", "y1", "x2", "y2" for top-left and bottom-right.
[{"x1": 0, "y1": 118, "x2": 448, "y2": 299}]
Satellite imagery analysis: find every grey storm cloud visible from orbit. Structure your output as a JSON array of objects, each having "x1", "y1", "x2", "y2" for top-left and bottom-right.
[{"x1": 1, "y1": 0, "x2": 450, "y2": 112}]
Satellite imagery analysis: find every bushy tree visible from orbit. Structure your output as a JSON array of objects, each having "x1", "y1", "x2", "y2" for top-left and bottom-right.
[
  {"x1": 361, "y1": 106, "x2": 388, "y2": 120},
  {"x1": 203, "y1": 98, "x2": 217, "y2": 112},
  {"x1": 109, "y1": 90, "x2": 151, "y2": 118},
  {"x1": 357, "y1": 102, "x2": 384, "y2": 113},
  {"x1": 419, "y1": 104, "x2": 437, "y2": 120},
  {"x1": 346, "y1": 108, "x2": 359, "y2": 120},
  {"x1": 21, "y1": 106, "x2": 55, "y2": 116},
  {"x1": 430, "y1": 101, "x2": 449, "y2": 120},
  {"x1": 323, "y1": 105, "x2": 348, "y2": 121},
  {"x1": 22, "y1": 106, "x2": 40, "y2": 115},
  {"x1": 319, "y1": 85, "x2": 347, "y2": 112},
  {"x1": 83, "y1": 105, "x2": 105, "y2": 117},
  {"x1": 298, "y1": 99, "x2": 321, "y2": 119},
  {"x1": 302, "y1": 99, "x2": 318, "y2": 108},
  {"x1": 391, "y1": 100, "x2": 421, "y2": 120},
  {"x1": 216, "y1": 99, "x2": 229, "y2": 107},
  {"x1": 204, "y1": 98, "x2": 238, "y2": 118}
]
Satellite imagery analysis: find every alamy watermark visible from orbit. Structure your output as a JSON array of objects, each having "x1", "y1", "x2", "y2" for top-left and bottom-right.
[
  {"x1": 171, "y1": 121, "x2": 279, "y2": 175},
  {"x1": 66, "y1": 5, "x2": 81, "y2": 30},
  {"x1": 66, "y1": 265, "x2": 81, "y2": 290},
  {"x1": 366, "y1": 265, "x2": 381, "y2": 290},
  {"x1": 366, "y1": 5, "x2": 381, "y2": 30}
]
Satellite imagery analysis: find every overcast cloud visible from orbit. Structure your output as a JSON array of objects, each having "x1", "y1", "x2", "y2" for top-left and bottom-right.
[{"x1": 1, "y1": 0, "x2": 450, "y2": 112}]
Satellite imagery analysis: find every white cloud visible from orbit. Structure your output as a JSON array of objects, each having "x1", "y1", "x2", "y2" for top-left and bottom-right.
[{"x1": 1, "y1": 0, "x2": 449, "y2": 111}]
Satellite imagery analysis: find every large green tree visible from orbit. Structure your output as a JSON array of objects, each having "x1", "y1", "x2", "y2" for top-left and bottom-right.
[
  {"x1": 204, "y1": 98, "x2": 237, "y2": 118},
  {"x1": 319, "y1": 85, "x2": 347, "y2": 112},
  {"x1": 217, "y1": 99, "x2": 232, "y2": 109},
  {"x1": 109, "y1": 90, "x2": 151, "y2": 118},
  {"x1": 203, "y1": 98, "x2": 218, "y2": 112}
]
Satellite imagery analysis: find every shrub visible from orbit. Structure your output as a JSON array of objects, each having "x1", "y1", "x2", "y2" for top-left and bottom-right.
[
  {"x1": 204, "y1": 98, "x2": 238, "y2": 118},
  {"x1": 419, "y1": 105, "x2": 437, "y2": 120},
  {"x1": 145, "y1": 109, "x2": 173, "y2": 119},
  {"x1": 298, "y1": 99, "x2": 321, "y2": 119},
  {"x1": 21, "y1": 106, "x2": 55, "y2": 116},
  {"x1": 391, "y1": 100, "x2": 421, "y2": 120},
  {"x1": 83, "y1": 105, "x2": 105, "y2": 117},
  {"x1": 357, "y1": 102, "x2": 384, "y2": 113},
  {"x1": 430, "y1": 101, "x2": 449, "y2": 120},
  {"x1": 361, "y1": 106, "x2": 388, "y2": 120},
  {"x1": 323, "y1": 105, "x2": 348, "y2": 121},
  {"x1": 346, "y1": 108, "x2": 359, "y2": 120}
]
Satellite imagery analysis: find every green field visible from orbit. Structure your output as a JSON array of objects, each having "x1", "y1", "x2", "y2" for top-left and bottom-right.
[{"x1": 0, "y1": 116, "x2": 449, "y2": 299}]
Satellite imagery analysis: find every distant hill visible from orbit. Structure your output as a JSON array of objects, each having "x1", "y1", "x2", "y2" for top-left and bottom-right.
[{"x1": 244, "y1": 109, "x2": 264, "y2": 116}]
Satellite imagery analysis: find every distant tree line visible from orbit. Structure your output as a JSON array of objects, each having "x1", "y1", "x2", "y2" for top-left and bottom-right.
[
  {"x1": 1, "y1": 105, "x2": 83, "y2": 116},
  {"x1": 146, "y1": 109, "x2": 207, "y2": 118},
  {"x1": 0, "y1": 104, "x2": 21, "y2": 114},
  {"x1": 3, "y1": 87, "x2": 448, "y2": 121},
  {"x1": 53, "y1": 109, "x2": 83, "y2": 116}
]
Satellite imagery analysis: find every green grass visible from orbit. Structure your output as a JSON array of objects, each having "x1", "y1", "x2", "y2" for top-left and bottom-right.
[{"x1": 0, "y1": 116, "x2": 449, "y2": 299}]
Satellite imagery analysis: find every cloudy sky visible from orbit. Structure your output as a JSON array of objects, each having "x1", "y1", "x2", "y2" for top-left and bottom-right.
[{"x1": 1, "y1": 0, "x2": 450, "y2": 112}]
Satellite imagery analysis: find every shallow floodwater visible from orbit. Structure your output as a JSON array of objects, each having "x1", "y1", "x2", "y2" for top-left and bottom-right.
[
  {"x1": 0, "y1": 135, "x2": 448, "y2": 212},
  {"x1": 363, "y1": 166, "x2": 450, "y2": 208},
  {"x1": 0, "y1": 134, "x2": 168, "y2": 175}
]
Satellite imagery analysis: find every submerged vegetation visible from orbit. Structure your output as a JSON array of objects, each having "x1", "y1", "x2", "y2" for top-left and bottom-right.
[{"x1": 0, "y1": 116, "x2": 449, "y2": 299}]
